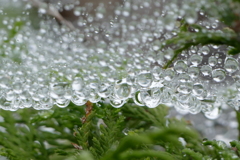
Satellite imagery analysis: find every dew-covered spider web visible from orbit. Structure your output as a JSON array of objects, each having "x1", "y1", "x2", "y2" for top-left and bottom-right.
[{"x1": 0, "y1": 0, "x2": 240, "y2": 127}]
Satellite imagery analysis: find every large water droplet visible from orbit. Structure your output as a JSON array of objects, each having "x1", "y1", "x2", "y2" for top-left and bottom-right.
[
  {"x1": 188, "y1": 66, "x2": 199, "y2": 79},
  {"x1": 177, "y1": 82, "x2": 193, "y2": 94},
  {"x1": 136, "y1": 71, "x2": 153, "y2": 88},
  {"x1": 212, "y1": 69, "x2": 226, "y2": 82},
  {"x1": 204, "y1": 107, "x2": 221, "y2": 119},
  {"x1": 114, "y1": 82, "x2": 132, "y2": 100},
  {"x1": 200, "y1": 65, "x2": 212, "y2": 76},
  {"x1": 192, "y1": 83, "x2": 207, "y2": 100},
  {"x1": 208, "y1": 56, "x2": 217, "y2": 67},
  {"x1": 224, "y1": 57, "x2": 239, "y2": 73},
  {"x1": 72, "y1": 77, "x2": 84, "y2": 91},
  {"x1": 98, "y1": 83, "x2": 112, "y2": 98},
  {"x1": 133, "y1": 91, "x2": 145, "y2": 106},
  {"x1": 161, "y1": 68, "x2": 175, "y2": 81},
  {"x1": 110, "y1": 98, "x2": 125, "y2": 108},
  {"x1": 71, "y1": 91, "x2": 88, "y2": 106},
  {"x1": 174, "y1": 60, "x2": 187, "y2": 74},
  {"x1": 140, "y1": 88, "x2": 161, "y2": 108},
  {"x1": 189, "y1": 54, "x2": 202, "y2": 66}
]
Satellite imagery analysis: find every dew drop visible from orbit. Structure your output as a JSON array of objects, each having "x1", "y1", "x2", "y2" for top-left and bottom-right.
[
  {"x1": 114, "y1": 82, "x2": 132, "y2": 100},
  {"x1": 188, "y1": 66, "x2": 199, "y2": 79},
  {"x1": 133, "y1": 91, "x2": 145, "y2": 106},
  {"x1": 136, "y1": 71, "x2": 153, "y2": 88},
  {"x1": 161, "y1": 68, "x2": 175, "y2": 81},
  {"x1": 71, "y1": 91, "x2": 88, "y2": 106},
  {"x1": 140, "y1": 88, "x2": 161, "y2": 108},
  {"x1": 224, "y1": 57, "x2": 239, "y2": 73},
  {"x1": 110, "y1": 98, "x2": 125, "y2": 108},
  {"x1": 212, "y1": 69, "x2": 226, "y2": 82},
  {"x1": 200, "y1": 65, "x2": 212, "y2": 76},
  {"x1": 189, "y1": 54, "x2": 202, "y2": 66},
  {"x1": 174, "y1": 60, "x2": 187, "y2": 74},
  {"x1": 208, "y1": 56, "x2": 217, "y2": 67}
]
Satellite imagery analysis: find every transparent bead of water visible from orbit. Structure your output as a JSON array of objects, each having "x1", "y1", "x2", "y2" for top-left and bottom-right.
[
  {"x1": 208, "y1": 56, "x2": 217, "y2": 67},
  {"x1": 212, "y1": 69, "x2": 226, "y2": 82},
  {"x1": 114, "y1": 82, "x2": 132, "y2": 100},
  {"x1": 185, "y1": 8, "x2": 197, "y2": 24},
  {"x1": 71, "y1": 90, "x2": 88, "y2": 106},
  {"x1": 0, "y1": 96, "x2": 12, "y2": 110},
  {"x1": 200, "y1": 65, "x2": 212, "y2": 76},
  {"x1": 188, "y1": 66, "x2": 199, "y2": 79},
  {"x1": 236, "y1": 80, "x2": 240, "y2": 91},
  {"x1": 177, "y1": 82, "x2": 193, "y2": 94},
  {"x1": 133, "y1": 91, "x2": 145, "y2": 106},
  {"x1": 178, "y1": 73, "x2": 190, "y2": 83},
  {"x1": 189, "y1": 54, "x2": 202, "y2": 66},
  {"x1": 6, "y1": 90, "x2": 15, "y2": 101},
  {"x1": 12, "y1": 82, "x2": 23, "y2": 94},
  {"x1": 224, "y1": 57, "x2": 239, "y2": 73},
  {"x1": 136, "y1": 71, "x2": 153, "y2": 88},
  {"x1": 20, "y1": 91, "x2": 33, "y2": 108},
  {"x1": 161, "y1": 68, "x2": 175, "y2": 81},
  {"x1": 174, "y1": 60, "x2": 187, "y2": 74},
  {"x1": 188, "y1": 100, "x2": 202, "y2": 114},
  {"x1": 98, "y1": 83, "x2": 112, "y2": 98},
  {"x1": 10, "y1": 97, "x2": 20, "y2": 111},
  {"x1": 89, "y1": 89, "x2": 101, "y2": 103},
  {"x1": 199, "y1": 46, "x2": 210, "y2": 55},
  {"x1": 55, "y1": 98, "x2": 70, "y2": 108},
  {"x1": 192, "y1": 83, "x2": 207, "y2": 100},
  {"x1": 110, "y1": 98, "x2": 125, "y2": 108},
  {"x1": 140, "y1": 87, "x2": 161, "y2": 108},
  {"x1": 50, "y1": 82, "x2": 69, "y2": 99},
  {"x1": 151, "y1": 66, "x2": 163, "y2": 80},
  {"x1": 72, "y1": 77, "x2": 84, "y2": 91},
  {"x1": 204, "y1": 107, "x2": 221, "y2": 119}
]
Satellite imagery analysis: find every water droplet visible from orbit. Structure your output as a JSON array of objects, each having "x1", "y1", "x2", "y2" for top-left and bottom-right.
[
  {"x1": 212, "y1": 69, "x2": 226, "y2": 82},
  {"x1": 114, "y1": 82, "x2": 132, "y2": 100},
  {"x1": 71, "y1": 91, "x2": 88, "y2": 106},
  {"x1": 98, "y1": 83, "x2": 112, "y2": 98},
  {"x1": 140, "y1": 88, "x2": 161, "y2": 108},
  {"x1": 208, "y1": 56, "x2": 217, "y2": 67},
  {"x1": 224, "y1": 57, "x2": 239, "y2": 73},
  {"x1": 204, "y1": 107, "x2": 221, "y2": 119},
  {"x1": 72, "y1": 77, "x2": 84, "y2": 91},
  {"x1": 136, "y1": 71, "x2": 153, "y2": 88},
  {"x1": 110, "y1": 98, "x2": 125, "y2": 108},
  {"x1": 188, "y1": 66, "x2": 199, "y2": 79},
  {"x1": 199, "y1": 46, "x2": 210, "y2": 55},
  {"x1": 133, "y1": 91, "x2": 145, "y2": 106},
  {"x1": 177, "y1": 82, "x2": 193, "y2": 94},
  {"x1": 161, "y1": 68, "x2": 175, "y2": 81},
  {"x1": 89, "y1": 90, "x2": 101, "y2": 103},
  {"x1": 0, "y1": 96, "x2": 12, "y2": 110},
  {"x1": 200, "y1": 65, "x2": 212, "y2": 76},
  {"x1": 192, "y1": 83, "x2": 207, "y2": 100},
  {"x1": 178, "y1": 73, "x2": 190, "y2": 83},
  {"x1": 189, "y1": 54, "x2": 202, "y2": 66},
  {"x1": 174, "y1": 60, "x2": 187, "y2": 74}
]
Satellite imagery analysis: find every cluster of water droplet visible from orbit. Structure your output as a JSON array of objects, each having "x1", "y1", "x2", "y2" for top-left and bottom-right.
[{"x1": 0, "y1": 0, "x2": 239, "y2": 119}]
